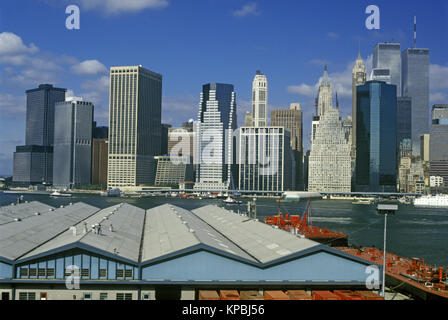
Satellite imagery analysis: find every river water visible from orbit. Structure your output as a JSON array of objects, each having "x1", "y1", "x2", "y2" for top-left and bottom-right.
[{"x1": 1, "y1": 192, "x2": 447, "y2": 268}]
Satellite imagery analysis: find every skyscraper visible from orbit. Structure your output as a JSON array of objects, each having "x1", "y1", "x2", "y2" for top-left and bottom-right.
[
  {"x1": 53, "y1": 98, "x2": 94, "y2": 189},
  {"x1": 92, "y1": 138, "x2": 108, "y2": 187},
  {"x1": 317, "y1": 66, "x2": 332, "y2": 117},
  {"x1": 244, "y1": 111, "x2": 253, "y2": 127},
  {"x1": 252, "y1": 70, "x2": 268, "y2": 127},
  {"x1": 194, "y1": 83, "x2": 237, "y2": 191},
  {"x1": 351, "y1": 52, "x2": 367, "y2": 161},
  {"x1": 308, "y1": 107, "x2": 351, "y2": 193},
  {"x1": 355, "y1": 81, "x2": 398, "y2": 192},
  {"x1": 271, "y1": 103, "x2": 303, "y2": 190},
  {"x1": 238, "y1": 127, "x2": 294, "y2": 192},
  {"x1": 372, "y1": 43, "x2": 401, "y2": 94},
  {"x1": 13, "y1": 84, "x2": 66, "y2": 186},
  {"x1": 397, "y1": 97, "x2": 412, "y2": 157},
  {"x1": 429, "y1": 105, "x2": 448, "y2": 183},
  {"x1": 402, "y1": 48, "x2": 430, "y2": 154},
  {"x1": 107, "y1": 66, "x2": 162, "y2": 189}
]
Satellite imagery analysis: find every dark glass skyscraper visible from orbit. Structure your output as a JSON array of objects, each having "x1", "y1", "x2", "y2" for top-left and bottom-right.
[
  {"x1": 402, "y1": 48, "x2": 430, "y2": 154},
  {"x1": 13, "y1": 84, "x2": 66, "y2": 185},
  {"x1": 355, "y1": 81, "x2": 398, "y2": 192}
]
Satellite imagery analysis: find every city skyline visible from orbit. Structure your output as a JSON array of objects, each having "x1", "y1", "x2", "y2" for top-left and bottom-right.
[{"x1": 1, "y1": 0, "x2": 448, "y2": 175}]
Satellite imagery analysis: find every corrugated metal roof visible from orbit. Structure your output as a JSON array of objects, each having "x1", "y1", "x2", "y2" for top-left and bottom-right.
[
  {"x1": 21, "y1": 203, "x2": 145, "y2": 263},
  {"x1": 142, "y1": 204, "x2": 256, "y2": 263},
  {"x1": 191, "y1": 205, "x2": 319, "y2": 264},
  {"x1": 0, "y1": 202, "x2": 99, "y2": 261},
  {"x1": 0, "y1": 201, "x2": 54, "y2": 225}
]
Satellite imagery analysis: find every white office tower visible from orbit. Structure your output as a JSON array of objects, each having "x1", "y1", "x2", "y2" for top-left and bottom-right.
[
  {"x1": 372, "y1": 43, "x2": 401, "y2": 95},
  {"x1": 238, "y1": 127, "x2": 294, "y2": 192},
  {"x1": 107, "y1": 66, "x2": 162, "y2": 190},
  {"x1": 252, "y1": 70, "x2": 268, "y2": 127},
  {"x1": 317, "y1": 66, "x2": 333, "y2": 117},
  {"x1": 308, "y1": 107, "x2": 351, "y2": 192},
  {"x1": 194, "y1": 83, "x2": 237, "y2": 191}
]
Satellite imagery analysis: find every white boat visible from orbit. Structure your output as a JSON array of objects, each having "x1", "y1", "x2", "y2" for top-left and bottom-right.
[
  {"x1": 414, "y1": 194, "x2": 448, "y2": 207},
  {"x1": 223, "y1": 196, "x2": 242, "y2": 204},
  {"x1": 352, "y1": 199, "x2": 373, "y2": 205},
  {"x1": 50, "y1": 191, "x2": 72, "y2": 198}
]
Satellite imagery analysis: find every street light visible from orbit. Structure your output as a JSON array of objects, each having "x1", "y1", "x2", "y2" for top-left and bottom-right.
[{"x1": 376, "y1": 203, "x2": 398, "y2": 297}]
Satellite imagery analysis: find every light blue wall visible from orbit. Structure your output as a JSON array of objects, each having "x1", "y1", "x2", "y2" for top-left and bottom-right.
[
  {"x1": 0, "y1": 261, "x2": 13, "y2": 279},
  {"x1": 142, "y1": 251, "x2": 369, "y2": 281}
]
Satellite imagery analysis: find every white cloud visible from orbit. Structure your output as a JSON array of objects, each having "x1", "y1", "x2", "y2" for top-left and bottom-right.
[
  {"x1": 74, "y1": 0, "x2": 168, "y2": 15},
  {"x1": 0, "y1": 32, "x2": 39, "y2": 55},
  {"x1": 71, "y1": 59, "x2": 108, "y2": 75},
  {"x1": 430, "y1": 64, "x2": 448, "y2": 91},
  {"x1": 233, "y1": 3, "x2": 261, "y2": 17},
  {"x1": 0, "y1": 93, "x2": 26, "y2": 117},
  {"x1": 287, "y1": 83, "x2": 317, "y2": 97},
  {"x1": 162, "y1": 95, "x2": 198, "y2": 126},
  {"x1": 430, "y1": 92, "x2": 447, "y2": 104}
]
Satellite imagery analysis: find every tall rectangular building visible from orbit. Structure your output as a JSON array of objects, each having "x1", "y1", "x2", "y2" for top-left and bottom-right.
[
  {"x1": 372, "y1": 43, "x2": 401, "y2": 95},
  {"x1": 107, "y1": 66, "x2": 162, "y2": 189},
  {"x1": 53, "y1": 99, "x2": 94, "y2": 189},
  {"x1": 252, "y1": 70, "x2": 268, "y2": 127},
  {"x1": 194, "y1": 83, "x2": 236, "y2": 191},
  {"x1": 402, "y1": 48, "x2": 430, "y2": 154},
  {"x1": 271, "y1": 103, "x2": 303, "y2": 190},
  {"x1": 238, "y1": 127, "x2": 294, "y2": 192},
  {"x1": 429, "y1": 105, "x2": 448, "y2": 182},
  {"x1": 92, "y1": 138, "x2": 108, "y2": 187},
  {"x1": 13, "y1": 84, "x2": 66, "y2": 186},
  {"x1": 397, "y1": 97, "x2": 412, "y2": 157},
  {"x1": 355, "y1": 81, "x2": 398, "y2": 192}
]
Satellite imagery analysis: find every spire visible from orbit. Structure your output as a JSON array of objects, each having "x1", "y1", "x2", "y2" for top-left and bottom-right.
[{"x1": 323, "y1": 65, "x2": 329, "y2": 82}]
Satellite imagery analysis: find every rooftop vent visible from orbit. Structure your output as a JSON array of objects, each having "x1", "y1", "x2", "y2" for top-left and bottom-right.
[
  {"x1": 14, "y1": 218, "x2": 21, "y2": 222},
  {"x1": 109, "y1": 224, "x2": 114, "y2": 232},
  {"x1": 69, "y1": 202, "x2": 73, "y2": 206},
  {"x1": 34, "y1": 212, "x2": 40, "y2": 216},
  {"x1": 60, "y1": 205, "x2": 64, "y2": 208},
  {"x1": 69, "y1": 226, "x2": 77, "y2": 236},
  {"x1": 83, "y1": 222, "x2": 88, "y2": 234},
  {"x1": 49, "y1": 208, "x2": 54, "y2": 211},
  {"x1": 189, "y1": 229, "x2": 195, "y2": 233}
]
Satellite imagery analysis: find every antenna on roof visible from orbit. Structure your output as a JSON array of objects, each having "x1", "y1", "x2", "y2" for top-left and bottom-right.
[{"x1": 414, "y1": 16, "x2": 417, "y2": 48}]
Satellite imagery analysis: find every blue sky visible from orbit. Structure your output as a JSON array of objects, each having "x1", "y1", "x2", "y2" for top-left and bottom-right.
[{"x1": 0, "y1": 0, "x2": 447, "y2": 175}]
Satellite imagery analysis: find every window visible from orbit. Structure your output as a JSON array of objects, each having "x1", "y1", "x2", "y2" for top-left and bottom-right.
[
  {"x1": 19, "y1": 292, "x2": 36, "y2": 300},
  {"x1": 124, "y1": 269, "x2": 133, "y2": 278},
  {"x1": 40, "y1": 292, "x2": 47, "y2": 300},
  {"x1": 100, "y1": 293, "x2": 108, "y2": 300},
  {"x1": 83, "y1": 293, "x2": 92, "y2": 300},
  {"x1": 46, "y1": 268, "x2": 55, "y2": 278},
  {"x1": 81, "y1": 269, "x2": 90, "y2": 278},
  {"x1": 29, "y1": 268, "x2": 37, "y2": 277},
  {"x1": 116, "y1": 269, "x2": 124, "y2": 278},
  {"x1": 99, "y1": 269, "x2": 107, "y2": 278},
  {"x1": 116, "y1": 293, "x2": 132, "y2": 300},
  {"x1": 142, "y1": 293, "x2": 150, "y2": 300},
  {"x1": 38, "y1": 268, "x2": 46, "y2": 277},
  {"x1": 20, "y1": 268, "x2": 29, "y2": 277}
]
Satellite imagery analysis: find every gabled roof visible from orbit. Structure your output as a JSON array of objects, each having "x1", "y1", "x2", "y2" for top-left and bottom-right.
[
  {"x1": 0, "y1": 201, "x2": 54, "y2": 225},
  {"x1": 191, "y1": 205, "x2": 319, "y2": 264},
  {"x1": 0, "y1": 202, "x2": 99, "y2": 261}
]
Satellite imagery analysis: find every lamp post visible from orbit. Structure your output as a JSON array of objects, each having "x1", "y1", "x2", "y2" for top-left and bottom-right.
[{"x1": 376, "y1": 204, "x2": 398, "y2": 297}]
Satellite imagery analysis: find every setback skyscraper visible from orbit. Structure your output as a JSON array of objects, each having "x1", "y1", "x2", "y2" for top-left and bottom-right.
[
  {"x1": 308, "y1": 107, "x2": 351, "y2": 193},
  {"x1": 252, "y1": 71, "x2": 268, "y2": 127},
  {"x1": 13, "y1": 84, "x2": 66, "y2": 186},
  {"x1": 53, "y1": 98, "x2": 94, "y2": 189},
  {"x1": 194, "y1": 83, "x2": 237, "y2": 191},
  {"x1": 355, "y1": 81, "x2": 398, "y2": 192},
  {"x1": 107, "y1": 66, "x2": 162, "y2": 190},
  {"x1": 429, "y1": 105, "x2": 448, "y2": 184},
  {"x1": 402, "y1": 48, "x2": 430, "y2": 154},
  {"x1": 372, "y1": 43, "x2": 401, "y2": 95}
]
